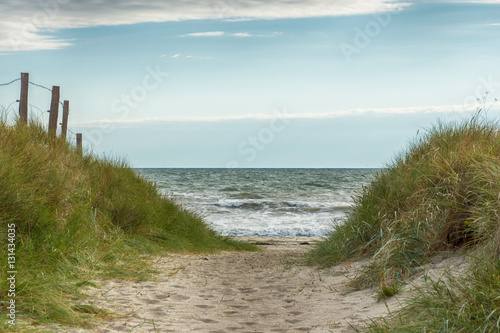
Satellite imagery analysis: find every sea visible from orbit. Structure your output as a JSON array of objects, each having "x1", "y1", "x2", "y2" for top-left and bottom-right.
[{"x1": 136, "y1": 168, "x2": 378, "y2": 237}]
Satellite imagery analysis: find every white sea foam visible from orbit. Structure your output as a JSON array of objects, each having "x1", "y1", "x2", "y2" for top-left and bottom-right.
[{"x1": 138, "y1": 168, "x2": 377, "y2": 237}]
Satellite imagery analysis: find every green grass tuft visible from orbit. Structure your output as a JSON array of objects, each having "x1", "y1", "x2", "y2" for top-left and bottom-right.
[
  {"x1": 309, "y1": 113, "x2": 500, "y2": 331},
  {"x1": 0, "y1": 119, "x2": 256, "y2": 331},
  {"x1": 366, "y1": 255, "x2": 500, "y2": 332},
  {"x1": 374, "y1": 282, "x2": 403, "y2": 301}
]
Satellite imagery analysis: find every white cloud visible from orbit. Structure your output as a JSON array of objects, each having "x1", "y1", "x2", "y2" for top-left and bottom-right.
[
  {"x1": 162, "y1": 53, "x2": 212, "y2": 59},
  {"x1": 254, "y1": 31, "x2": 284, "y2": 38},
  {"x1": 185, "y1": 31, "x2": 225, "y2": 37},
  {"x1": 73, "y1": 103, "x2": 491, "y2": 127},
  {"x1": 183, "y1": 31, "x2": 281, "y2": 38},
  {"x1": 232, "y1": 32, "x2": 253, "y2": 37},
  {"x1": 0, "y1": 0, "x2": 411, "y2": 51},
  {"x1": 450, "y1": 0, "x2": 500, "y2": 3}
]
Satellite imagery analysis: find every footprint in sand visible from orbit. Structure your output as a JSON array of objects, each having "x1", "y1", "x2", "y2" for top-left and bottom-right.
[
  {"x1": 111, "y1": 325, "x2": 129, "y2": 331},
  {"x1": 223, "y1": 311, "x2": 239, "y2": 315},
  {"x1": 116, "y1": 299, "x2": 131, "y2": 305},
  {"x1": 241, "y1": 321, "x2": 259, "y2": 326},
  {"x1": 152, "y1": 307, "x2": 167, "y2": 316},
  {"x1": 145, "y1": 298, "x2": 161, "y2": 304},
  {"x1": 238, "y1": 287, "x2": 257, "y2": 293},
  {"x1": 289, "y1": 311, "x2": 304, "y2": 316},
  {"x1": 198, "y1": 318, "x2": 219, "y2": 323},
  {"x1": 226, "y1": 326, "x2": 243, "y2": 331},
  {"x1": 154, "y1": 293, "x2": 170, "y2": 300},
  {"x1": 171, "y1": 285, "x2": 185, "y2": 289},
  {"x1": 170, "y1": 293, "x2": 190, "y2": 301},
  {"x1": 242, "y1": 298, "x2": 260, "y2": 302}
]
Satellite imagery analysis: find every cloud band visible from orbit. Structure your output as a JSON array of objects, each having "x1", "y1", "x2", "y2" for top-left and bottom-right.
[{"x1": 0, "y1": 0, "x2": 410, "y2": 51}]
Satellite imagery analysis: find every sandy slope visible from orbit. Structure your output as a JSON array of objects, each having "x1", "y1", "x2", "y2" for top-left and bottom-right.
[{"x1": 48, "y1": 237, "x2": 463, "y2": 333}]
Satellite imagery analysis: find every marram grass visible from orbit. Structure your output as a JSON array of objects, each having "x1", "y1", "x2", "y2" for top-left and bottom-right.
[
  {"x1": 365, "y1": 254, "x2": 500, "y2": 332},
  {"x1": 0, "y1": 120, "x2": 255, "y2": 331},
  {"x1": 309, "y1": 114, "x2": 500, "y2": 332}
]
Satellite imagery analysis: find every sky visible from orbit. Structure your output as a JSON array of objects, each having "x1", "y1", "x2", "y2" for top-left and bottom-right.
[{"x1": 1, "y1": 0, "x2": 500, "y2": 168}]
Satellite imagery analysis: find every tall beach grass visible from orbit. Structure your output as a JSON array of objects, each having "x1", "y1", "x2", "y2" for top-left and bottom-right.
[
  {"x1": 310, "y1": 113, "x2": 500, "y2": 332},
  {"x1": 0, "y1": 119, "x2": 254, "y2": 331}
]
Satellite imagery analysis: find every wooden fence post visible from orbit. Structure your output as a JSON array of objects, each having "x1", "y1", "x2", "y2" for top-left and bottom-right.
[
  {"x1": 48, "y1": 86, "x2": 60, "y2": 136},
  {"x1": 19, "y1": 73, "x2": 29, "y2": 125},
  {"x1": 76, "y1": 133, "x2": 82, "y2": 154},
  {"x1": 61, "y1": 100, "x2": 69, "y2": 140}
]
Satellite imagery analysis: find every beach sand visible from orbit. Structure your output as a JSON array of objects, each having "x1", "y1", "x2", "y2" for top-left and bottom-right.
[{"x1": 45, "y1": 236, "x2": 464, "y2": 333}]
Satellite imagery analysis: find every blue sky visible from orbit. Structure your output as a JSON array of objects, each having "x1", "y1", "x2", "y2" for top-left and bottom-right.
[{"x1": 1, "y1": 0, "x2": 500, "y2": 167}]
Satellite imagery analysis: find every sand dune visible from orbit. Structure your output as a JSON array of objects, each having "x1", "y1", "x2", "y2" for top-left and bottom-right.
[{"x1": 47, "y1": 237, "x2": 462, "y2": 333}]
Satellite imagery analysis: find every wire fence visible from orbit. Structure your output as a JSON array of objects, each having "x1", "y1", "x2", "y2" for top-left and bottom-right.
[
  {"x1": 0, "y1": 101, "x2": 21, "y2": 123},
  {"x1": 66, "y1": 128, "x2": 79, "y2": 142},
  {"x1": 0, "y1": 77, "x2": 66, "y2": 112},
  {"x1": 1, "y1": 77, "x2": 52, "y2": 91},
  {"x1": 0, "y1": 74, "x2": 81, "y2": 148}
]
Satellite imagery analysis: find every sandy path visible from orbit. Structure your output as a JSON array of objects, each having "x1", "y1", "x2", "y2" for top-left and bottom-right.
[{"x1": 56, "y1": 237, "x2": 401, "y2": 333}]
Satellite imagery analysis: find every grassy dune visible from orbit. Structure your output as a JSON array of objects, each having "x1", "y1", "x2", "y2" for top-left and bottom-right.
[
  {"x1": 310, "y1": 115, "x2": 500, "y2": 332},
  {"x1": 0, "y1": 120, "x2": 254, "y2": 331}
]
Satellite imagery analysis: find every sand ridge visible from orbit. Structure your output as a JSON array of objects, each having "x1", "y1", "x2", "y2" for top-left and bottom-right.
[{"x1": 54, "y1": 237, "x2": 403, "y2": 332}]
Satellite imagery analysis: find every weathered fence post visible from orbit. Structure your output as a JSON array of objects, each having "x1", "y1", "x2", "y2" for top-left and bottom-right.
[
  {"x1": 19, "y1": 73, "x2": 29, "y2": 125},
  {"x1": 61, "y1": 100, "x2": 69, "y2": 140},
  {"x1": 48, "y1": 86, "x2": 60, "y2": 136},
  {"x1": 76, "y1": 133, "x2": 82, "y2": 154}
]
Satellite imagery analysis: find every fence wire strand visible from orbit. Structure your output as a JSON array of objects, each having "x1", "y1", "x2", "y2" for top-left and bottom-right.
[
  {"x1": 3, "y1": 78, "x2": 66, "y2": 107},
  {"x1": 0, "y1": 78, "x2": 21, "y2": 87},
  {"x1": 28, "y1": 81, "x2": 53, "y2": 92},
  {"x1": 29, "y1": 81, "x2": 66, "y2": 108},
  {"x1": 28, "y1": 103, "x2": 50, "y2": 121},
  {"x1": 0, "y1": 101, "x2": 19, "y2": 123}
]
